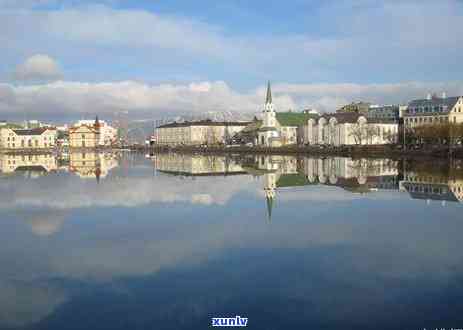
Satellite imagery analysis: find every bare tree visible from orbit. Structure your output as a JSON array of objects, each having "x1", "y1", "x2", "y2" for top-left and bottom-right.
[
  {"x1": 349, "y1": 124, "x2": 366, "y2": 145},
  {"x1": 383, "y1": 128, "x2": 398, "y2": 144},
  {"x1": 365, "y1": 125, "x2": 380, "y2": 144}
]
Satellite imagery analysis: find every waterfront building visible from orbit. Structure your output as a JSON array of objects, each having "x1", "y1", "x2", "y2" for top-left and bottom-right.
[
  {"x1": 0, "y1": 127, "x2": 57, "y2": 150},
  {"x1": 155, "y1": 120, "x2": 249, "y2": 146},
  {"x1": 69, "y1": 117, "x2": 101, "y2": 148},
  {"x1": 257, "y1": 82, "x2": 318, "y2": 147},
  {"x1": 403, "y1": 94, "x2": 463, "y2": 128},
  {"x1": 303, "y1": 113, "x2": 398, "y2": 145},
  {"x1": 74, "y1": 119, "x2": 118, "y2": 146}
]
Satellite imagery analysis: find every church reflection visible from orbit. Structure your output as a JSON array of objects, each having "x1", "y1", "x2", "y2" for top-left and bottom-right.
[
  {"x1": 253, "y1": 155, "x2": 400, "y2": 220},
  {"x1": 2, "y1": 151, "x2": 463, "y2": 212}
]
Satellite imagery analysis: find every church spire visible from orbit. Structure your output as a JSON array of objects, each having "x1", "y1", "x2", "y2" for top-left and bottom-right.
[
  {"x1": 266, "y1": 195, "x2": 273, "y2": 222},
  {"x1": 266, "y1": 81, "x2": 272, "y2": 104}
]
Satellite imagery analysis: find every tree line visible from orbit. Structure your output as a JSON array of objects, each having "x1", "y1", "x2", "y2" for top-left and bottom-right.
[{"x1": 404, "y1": 123, "x2": 463, "y2": 146}]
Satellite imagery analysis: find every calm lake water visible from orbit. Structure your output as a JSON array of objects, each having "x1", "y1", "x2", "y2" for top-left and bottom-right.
[{"x1": 1, "y1": 151, "x2": 463, "y2": 330}]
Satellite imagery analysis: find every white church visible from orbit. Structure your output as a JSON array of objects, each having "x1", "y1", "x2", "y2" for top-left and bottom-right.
[{"x1": 257, "y1": 82, "x2": 317, "y2": 147}]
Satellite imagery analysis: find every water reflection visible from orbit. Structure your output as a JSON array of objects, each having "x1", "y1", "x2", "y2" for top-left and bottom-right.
[{"x1": 0, "y1": 151, "x2": 462, "y2": 329}]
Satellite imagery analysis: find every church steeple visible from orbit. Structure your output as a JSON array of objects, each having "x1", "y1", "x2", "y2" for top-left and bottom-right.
[
  {"x1": 263, "y1": 81, "x2": 275, "y2": 126},
  {"x1": 266, "y1": 81, "x2": 272, "y2": 104},
  {"x1": 266, "y1": 195, "x2": 273, "y2": 222}
]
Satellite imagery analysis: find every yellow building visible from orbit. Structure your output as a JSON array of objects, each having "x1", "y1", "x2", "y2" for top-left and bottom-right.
[
  {"x1": 0, "y1": 127, "x2": 57, "y2": 150},
  {"x1": 69, "y1": 117, "x2": 101, "y2": 148}
]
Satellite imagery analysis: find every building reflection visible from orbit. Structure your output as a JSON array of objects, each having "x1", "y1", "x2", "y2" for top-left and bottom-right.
[
  {"x1": 1, "y1": 151, "x2": 463, "y2": 209},
  {"x1": 254, "y1": 155, "x2": 400, "y2": 220},
  {"x1": 153, "y1": 153, "x2": 247, "y2": 176},
  {"x1": 69, "y1": 152, "x2": 119, "y2": 180},
  {"x1": 400, "y1": 161, "x2": 463, "y2": 204},
  {"x1": 0, "y1": 151, "x2": 119, "y2": 181},
  {"x1": 0, "y1": 152, "x2": 58, "y2": 178}
]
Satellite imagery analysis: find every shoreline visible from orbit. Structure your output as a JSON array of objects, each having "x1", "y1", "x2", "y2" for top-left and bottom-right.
[
  {"x1": 146, "y1": 144, "x2": 463, "y2": 160},
  {"x1": 2, "y1": 145, "x2": 462, "y2": 160}
]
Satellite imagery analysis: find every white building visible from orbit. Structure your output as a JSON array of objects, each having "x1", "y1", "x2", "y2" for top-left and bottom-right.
[
  {"x1": 155, "y1": 120, "x2": 249, "y2": 146},
  {"x1": 257, "y1": 82, "x2": 318, "y2": 147},
  {"x1": 303, "y1": 113, "x2": 398, "y2": 145},
  {"x1": 74, "y1": 120, "x2": 117, "y2": 146},
  {"x1": 0, "y1": 127, "x2": 57, "y2": 150},
  {"x1": 403, "y1": 94, "x2": 463, "y2": 128}
]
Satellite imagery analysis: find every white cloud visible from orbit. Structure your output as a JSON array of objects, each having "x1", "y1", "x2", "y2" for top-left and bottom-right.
[
  {"x1": 1, "y1": 80, "x2": 463, "y2": 118},
  {"x1": 14, "y1": 54, "x2": 62, "y2": 82},
  {"x1": 2, "y1": 1, "x2": 463, "y2": 83}
]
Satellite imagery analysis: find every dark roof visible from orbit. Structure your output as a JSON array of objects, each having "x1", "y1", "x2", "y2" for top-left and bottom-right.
[
  {"x1": 408, "y1": 96, "x2": 460, "y2": 111},
  {"x1": 12, "y1": 128, "x2": 55, "y2": 136},
  {"x1": 320, "y1": 112, "x2": 362, "y2": 124},
  {"x1": 275, "y1": 112, "x2": 319, "y2": 127},
  {"x1": 158, "y1": 120, "x2": 251, "y2": 129}
]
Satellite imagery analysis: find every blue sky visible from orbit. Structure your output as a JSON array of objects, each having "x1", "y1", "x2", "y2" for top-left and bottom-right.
[{"x1": 1, "y1": 0, "x2": 463, "y2": 119}]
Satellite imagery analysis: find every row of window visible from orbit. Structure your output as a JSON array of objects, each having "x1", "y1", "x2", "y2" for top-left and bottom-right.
[
  {"x1": 408, "y1": 105, "x2": 447, "y2": 114},
  {"x1": 5, "y1": 141, "x2": 53, "y2": 148},
  {"x1": 405, "y1": 116, "x2": 450, "y2": 124}
]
